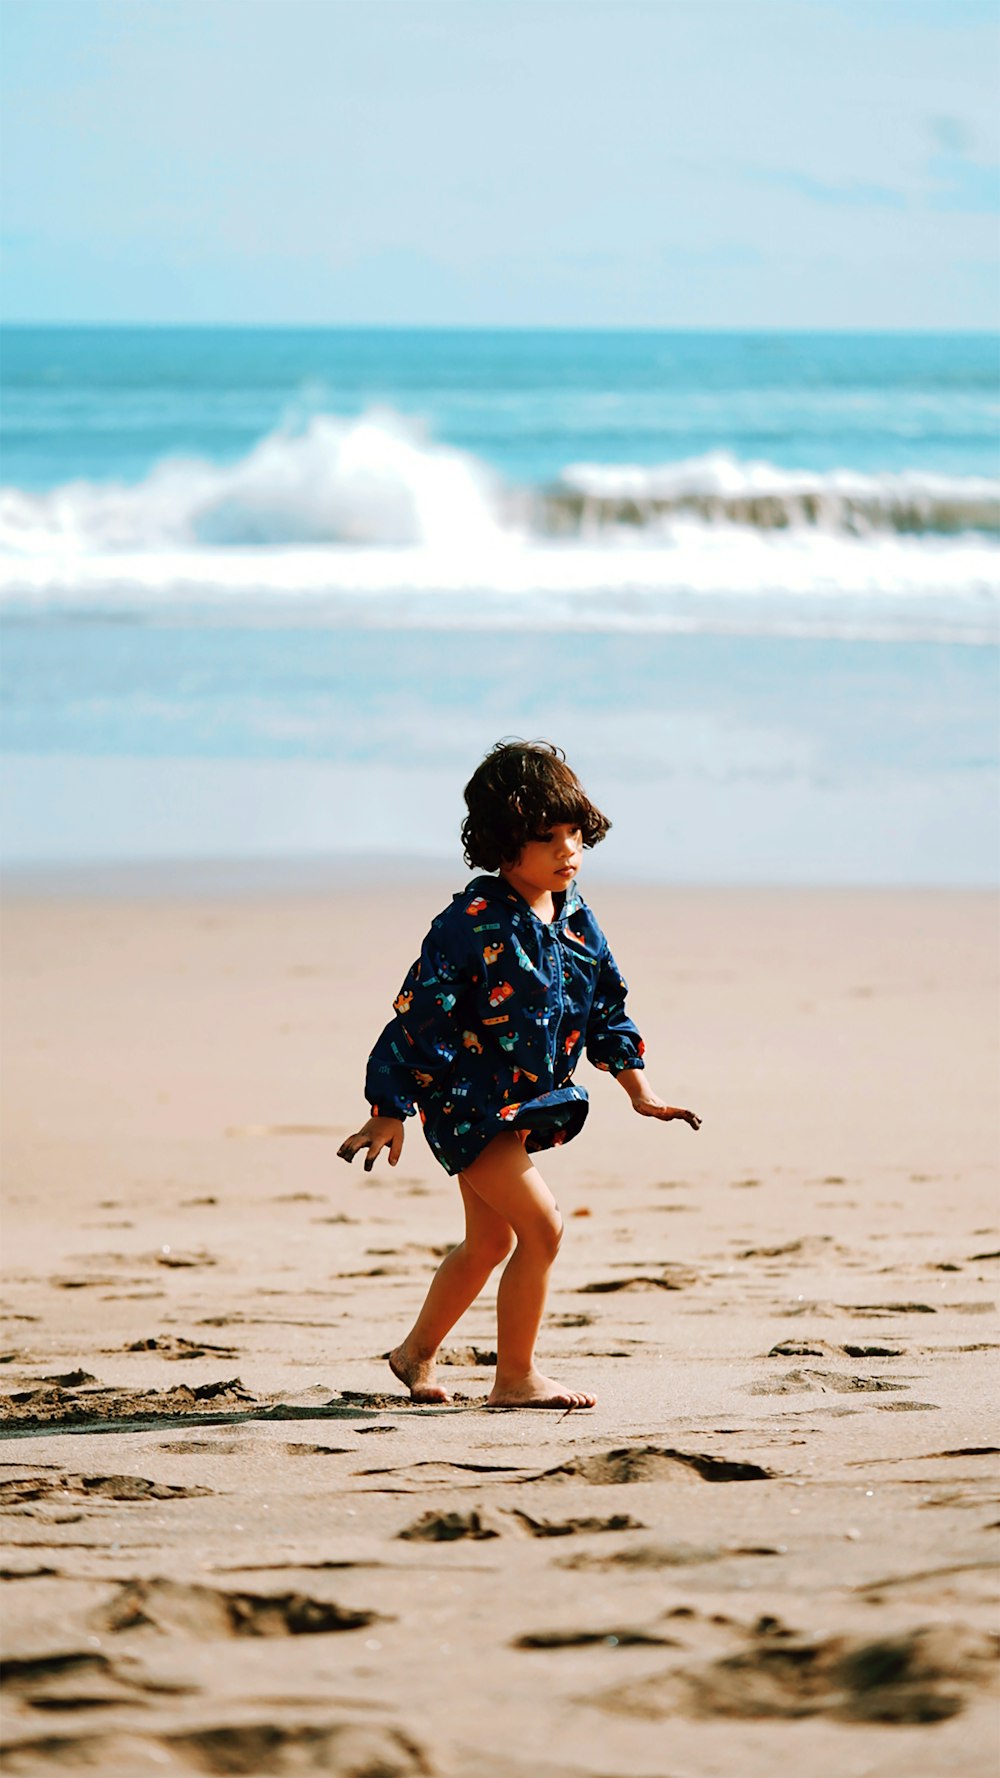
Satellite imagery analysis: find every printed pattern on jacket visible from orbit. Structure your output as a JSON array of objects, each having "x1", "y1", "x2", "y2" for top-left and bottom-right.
[{"x1": 365, "y1": 874, "x2": 645, "y2": 1175}]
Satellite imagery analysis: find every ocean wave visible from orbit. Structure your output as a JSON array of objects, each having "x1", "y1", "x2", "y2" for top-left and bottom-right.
[
  {"x1": 543, "y1": 453, "x2": 1000, "y2": 538},
  {"x1": 0, "y1": 409, "x2": 505, "y2": 555},
  {"x1": 2, "y1": 410, "x2": 998, "y2": 561}
]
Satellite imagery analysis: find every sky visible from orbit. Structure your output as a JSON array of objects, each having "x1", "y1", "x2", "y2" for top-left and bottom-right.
[{"x1": 1, "y1": 0, "x2": 998, "y2": 329}]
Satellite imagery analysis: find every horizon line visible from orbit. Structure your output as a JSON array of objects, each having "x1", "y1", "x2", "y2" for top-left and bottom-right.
[{"x1": 2, "y1": 319, "x2": 998, "y2": 338}]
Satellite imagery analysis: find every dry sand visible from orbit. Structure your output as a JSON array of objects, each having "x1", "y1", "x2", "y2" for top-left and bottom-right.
[{"x1": 1, "y1": 882, "x2": 998, "y2": 1777}]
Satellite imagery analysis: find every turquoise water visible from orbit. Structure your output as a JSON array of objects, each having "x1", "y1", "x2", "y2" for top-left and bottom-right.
[
  {"x1": 4, "y1": 327, "x2": 998, "y2": 491},
  {"x1": 0, "y1": 327, "x2": 997, "y2": 882}
]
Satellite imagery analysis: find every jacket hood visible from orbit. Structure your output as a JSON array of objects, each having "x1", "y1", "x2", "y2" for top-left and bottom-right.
[{"x1": 461, "y1": 872, "x2": 582, "y2": 925}]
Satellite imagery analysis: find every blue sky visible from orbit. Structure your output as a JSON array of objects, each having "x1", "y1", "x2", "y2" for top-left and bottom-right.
[{"x1": 1, "y1": 0, "x2": 998, "y2": 327}]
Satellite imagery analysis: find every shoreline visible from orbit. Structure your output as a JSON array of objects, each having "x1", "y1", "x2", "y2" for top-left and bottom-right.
[{"x1": 4, "y1": 855, "x2": 999, "y2": 900}]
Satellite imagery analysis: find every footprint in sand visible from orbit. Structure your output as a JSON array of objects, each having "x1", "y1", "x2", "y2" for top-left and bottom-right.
[
  {"x1": 124, "y1": 1335, "x2": 239, "y2": 1360},
  {"x1": 398, "y1": 1509, "x2": 502, "y2": 1542},
  {"x1": 284, "y1": 1443, "x2": 355, "y2": 1457},
  {"x1": 159, "y1": 1439, "x2": 244, "y2": 1455},
  {"x1": 2, "y1": 1649, "x2": 194, "y2": 1712},
  {"x1": 579, "y1": 1265, "x2": 698, "y2": 1294},
  {"x1": 1, "y1": 1723, "x2": 430, "y2": 1775},
  {"x1": 587, "y1": 1618, "x2": 1000, "y2": 1724},
  {"x1": 0, "y1": 1377, "x2": 258, "y2": 1431},
  {"x1": 509, "y1": 1510, "x2": 645, "y2": 1538},
  {"x1": 92, "y1": 1577, "x2": 383, "y2": 1638},
  {"x1": 532, "y1": 1446, "x2": 774, "y2": 1485},
  {"x1": 737, "y1": 1236, "x2": 836, "y2": 1260},
  {"x1": 0, "y1": 1472, "x2": 213, "y2": 1506},
  {"x1": 515, "y1": 1626, "x2": 677, "y2": 1649},
  {"x1": 768, "y1": 1339, "x2": 903, "y2": 1359},
  {"x1": 151, "y1": 1248, "x2": 218, "y2": 1269},
  {"x1": 358, "y1": 1459, "x2": 531, "y2": 1488},
  {"x1": 922, "y1": 1445, "x2": 1000, "y2": 1459},
  {"x1": 556, "y1": 1541, "x2": 784, "y2": 1571},
  {"x1": 875, "y1": 1400, "x2": 941, "y2": 1411},
  {"x1": 750, "y1": 1367, "x2": 908, "y2": 1396},
  {"x1": 836, "y1": 1301, "x2": 937, "y2": 1316},
  {"x1": 397, "y1": 1508, "x2": 647, "y2": 1542},
  {"x1": 359, "y1": 1450, "x2": 771, "y2": 1488},
  {"x1": 8, "y1": 1369, "x2": 98, "y2": 1389},
  {"x1": 173, "y1": 1725, "x2": 430, "y2": 1775}
]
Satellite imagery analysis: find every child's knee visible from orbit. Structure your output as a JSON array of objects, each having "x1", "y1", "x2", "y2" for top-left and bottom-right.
[
  {"x1": 548, "y1": 1209, "x2": 565, "y2": 1259},
  {"x1": 477, "y1": 1225, "x2": 516, "y2": 1267},
  {"x1": 523, "y1": 1206, "x2": 563, "y2": 1263}
]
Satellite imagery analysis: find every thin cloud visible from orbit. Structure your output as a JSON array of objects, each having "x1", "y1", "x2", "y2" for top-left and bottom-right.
[
  {"x1": 924, "y1": 117, "x2": 999, "y2": 215},
  {"x1": 751, "y1": 170, "x2": 908, "y2": 209},
  {"x1": 928, "y1": 114, "x2": 975, "y2": 156},
  {"x1": 926, "y1": 153, "x2": 999, "y2": 215}
]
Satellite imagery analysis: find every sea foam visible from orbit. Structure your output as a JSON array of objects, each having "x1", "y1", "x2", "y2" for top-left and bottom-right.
[
  {"x1": 0, "y1": 410, "x2": 505, "y2": 554},
  {"x1": 0, "y1": 409, "x2": 997, "y2": 639},
  {"x1": 4, "y1": 408, "x2": 999, "y2": 554}
]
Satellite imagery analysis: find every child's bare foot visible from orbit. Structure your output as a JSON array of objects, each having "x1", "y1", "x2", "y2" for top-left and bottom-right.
[
  {"x1": 388, "y1": 1343, "x2": 450, "y2": 1404},
  {"x1": 486, "y1": 1370, "x2": 596, "y2": 1410}
]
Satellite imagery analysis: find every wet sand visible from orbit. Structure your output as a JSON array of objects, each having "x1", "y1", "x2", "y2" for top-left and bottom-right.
[{"x1": 1, "y1": 884, "x2": 998, "y2": 1777}]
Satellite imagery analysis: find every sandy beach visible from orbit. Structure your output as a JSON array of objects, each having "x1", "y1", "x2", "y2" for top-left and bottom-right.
[{"x1": 1, "y1": 881, "x2": 998, "y2": 1777}]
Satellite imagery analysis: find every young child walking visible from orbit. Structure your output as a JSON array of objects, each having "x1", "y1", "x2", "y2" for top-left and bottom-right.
[{"x1": 338, "y1": 740, "x2": 700, "y2": 1409}]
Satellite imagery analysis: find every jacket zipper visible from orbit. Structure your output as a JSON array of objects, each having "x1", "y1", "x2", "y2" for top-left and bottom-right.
[{"x1": 548, "y1": 926, "x2": 564, "y2": 1079}]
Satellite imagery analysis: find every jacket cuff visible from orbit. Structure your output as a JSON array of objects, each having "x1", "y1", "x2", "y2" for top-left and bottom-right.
[
  {"x1": 610, "y1": 1051, "x2": 645, "y2": 1077},
  {"x1": 591, "y1": 1041, "x2": 646, "y2": 1075},
  {"x1": 370, "y1": 1099, "x2": 413, "y2": 1121}
]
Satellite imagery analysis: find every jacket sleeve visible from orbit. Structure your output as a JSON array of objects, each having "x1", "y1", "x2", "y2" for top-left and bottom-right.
[
  {"x1": 365, "y1": 911, "x2": 477, "y2": 1119},
  {"x1": 585, "y1": 941, "x2": 646, "y2": 1076}
]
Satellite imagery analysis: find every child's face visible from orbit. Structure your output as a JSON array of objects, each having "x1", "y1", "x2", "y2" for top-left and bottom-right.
[{"x1": 506, "y1": 822, "x2": 583, "y2": 895}]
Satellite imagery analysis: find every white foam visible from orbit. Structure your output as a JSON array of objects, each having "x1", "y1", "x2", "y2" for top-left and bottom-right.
[
  {"x1": 1, "y1": 410, "x2": 996, "y2": 640},
  {"x1": 0, "y1": 530, "x2": 996, "y2": 643},
  {"x1": 561, "y1": 451, "x2": 1000, "y2": 505},
  {"x1": 0, "y1": 409, "x2": 508, "y2": 555},
  {"x1": 3, "y1": 413, "x2": 998, "y2": 561}
]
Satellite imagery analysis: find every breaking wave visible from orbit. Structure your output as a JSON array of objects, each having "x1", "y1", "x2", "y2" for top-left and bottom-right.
[
  {"x1": 545, "y1": 454, "x2": 1000, "y2": 538},
  {"x1": 0, "y1": 410, "x2": 505, "y2": 554},
  {"x1": 0, "y1": 409, "x2": 997, "y2": 639},
  {"x1": 2, "y1": 409, "x2": 998, "y2": 557}
]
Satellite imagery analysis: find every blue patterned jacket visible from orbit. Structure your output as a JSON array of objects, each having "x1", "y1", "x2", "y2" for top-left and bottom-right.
[{"x1": 365, "y1": 873, "x2": 645, "y2": 1175}]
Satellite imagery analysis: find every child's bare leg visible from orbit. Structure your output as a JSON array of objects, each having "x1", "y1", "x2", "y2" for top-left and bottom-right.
[
  {"x1": 389, "y1": 1177, "x2": 514, "y2": 1402},
  {"x1": 462, "y1": 1130, "x2": 596, "y2": 1409}
]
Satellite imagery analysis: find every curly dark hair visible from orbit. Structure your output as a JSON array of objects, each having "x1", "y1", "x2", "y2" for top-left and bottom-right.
[{"x1": 461, "y1": 739, "x2": 610, "y2": 871}]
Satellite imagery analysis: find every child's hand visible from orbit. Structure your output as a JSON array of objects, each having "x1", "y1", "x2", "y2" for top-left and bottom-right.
[
  {"x1": 632, "y1": 1095, "x2": 701, "y2": 1130},
  {"x1": 337, "y1": 1116, "x2": 405, "y2": 1171},
  {"x1": 616, "y1": 1071, "x2": 700, "y2": 1130}
]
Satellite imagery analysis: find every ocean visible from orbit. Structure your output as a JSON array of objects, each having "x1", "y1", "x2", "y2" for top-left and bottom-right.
[{"x1": 1, "y1": 326, "x2": 997, "y2": 884}]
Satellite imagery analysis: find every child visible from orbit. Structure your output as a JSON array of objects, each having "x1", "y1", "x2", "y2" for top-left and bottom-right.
[{"x1": 338, "y1": 740, "x2": 700, "y2": 1409}]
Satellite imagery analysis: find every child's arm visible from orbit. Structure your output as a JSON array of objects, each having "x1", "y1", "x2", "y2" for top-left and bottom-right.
[
  {"x1": 586, "y1": 939, "x2": 700, "y2": 1131},
  {"x1": 339, "y1": 907, "x2": 476, "y2": 1172},
  {"x1": 614, "y1": 1067, "x2": 700, "y2": 1130}
]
